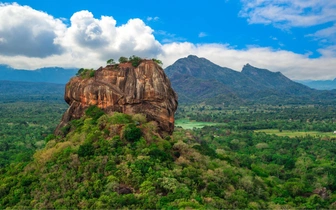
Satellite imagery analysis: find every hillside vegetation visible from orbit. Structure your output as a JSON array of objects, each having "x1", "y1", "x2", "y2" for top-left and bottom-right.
[
  {"x1": 0, "y1": 108, "x2": 268, "y2": 209},
  {"x1": 1, "y1": 105, "x2": 336, "y2": 208}
]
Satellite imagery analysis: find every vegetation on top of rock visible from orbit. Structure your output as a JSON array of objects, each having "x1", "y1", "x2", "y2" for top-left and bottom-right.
[
  {"x1": 76, "y1": 68, "x2": 95, "y2": 78},
  {"x1": 106, "y1": 58, "x2": 115, "y2": 65},
  {"x1": 105, "y1": 56, "x2": 163, "y2": 67},
  {"x1": 152, "y1": 58, "x2": 163, "y2": 66},
  {"x1": 128, "y1": 55, "x2": 143, "y2": 67},
  {"x1": 118, "y1": 56, "x2": 129, "y2": 63}
]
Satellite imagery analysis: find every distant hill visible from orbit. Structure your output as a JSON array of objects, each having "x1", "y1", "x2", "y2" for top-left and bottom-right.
[
  {"x1": 0, "y1": 65, "x2": 77, "y2": 84},
  {"x1": 0, "y1": 80, "x2": 65, "y2": 102},
  {"x1": 165, "y1": 55, "x2": 336, "y2": 105},
  {"x1": 296, "y1": 79, "x2": 336, "y2": 90}
]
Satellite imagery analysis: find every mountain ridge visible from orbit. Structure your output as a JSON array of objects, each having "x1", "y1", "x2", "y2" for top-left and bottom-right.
[
  {"x1": 0, "y1": 65, "x2": 77, "y2": 84},
  {"x1": 165, "y1": 55, "x2": 335, "y2": 105}
]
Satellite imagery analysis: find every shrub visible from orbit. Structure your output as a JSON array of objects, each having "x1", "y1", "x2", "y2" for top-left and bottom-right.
[
  {"x1": 45, "y1": 134, "x2": 56, "y2": 143},
  {"x1": 85, "y1": 106, "x2": 105, "y2": 121},
  {"x1": 89, "y1": 71, "x2": 95, "y2": 77},
  {"x1": 124, "y1": 124, "x2": 142, "y2": 142},
  {"x1": 76, "y1": 68, "x2": 85, "y2": 76},
  {"x1": 131, "y1": 113, "x2": 147, "y2": 125},
  {"x1": 110, "y1": 113, "x2": 132, "y2": 124},
  {"x1": 76, "y1": 68, "x2": 95, "y2": 78},
  {"x1": 70, "y1": 119, "x2": 84, "y2": 129},
  {"x1": 129, "y1": 55, "x2": 142, "y2": 67},
  {"x1": 152, "y1": 58, "x2": 163, "y2": 65},
  {"x1": 119, "y1": 56, "x2": 129, "y2": 63},
  {"x1": 60, "y1": 125, "x2": 71, "y2": 136},
  {"x1": 148, "y1": 148, "x2": 173, "y2": 162},
  {"x1": 78, "y1": 142, "x2": 95, "y2": 157}
]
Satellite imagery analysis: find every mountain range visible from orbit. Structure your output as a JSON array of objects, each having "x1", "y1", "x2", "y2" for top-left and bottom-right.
[
  {"x1": 165, "y1": 55, "x2": 336, "y2": 105},
  {"x1": 0, "y1": 65, "x2": 77, "y2": 84},
  {"x1": 1, "y1": 55, "x2": 336, "y2": 105}
]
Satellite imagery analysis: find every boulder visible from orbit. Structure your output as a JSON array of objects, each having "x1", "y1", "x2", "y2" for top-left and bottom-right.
[{"x1": 55, "y1": 60, "x2": 178, "y2": 135}]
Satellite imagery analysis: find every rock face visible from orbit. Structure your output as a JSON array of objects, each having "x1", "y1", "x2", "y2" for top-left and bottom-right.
[{"x1": 55, "y1": 60, "x2": 178, "y2": 135}]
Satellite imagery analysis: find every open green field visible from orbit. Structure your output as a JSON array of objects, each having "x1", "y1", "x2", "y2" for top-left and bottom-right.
[
  {"x1": 255, "y1": 129, "x2": 336, "y2": 138},
  {"x1": 175, "y1": 119, "x2": 224, "y2": 129}
]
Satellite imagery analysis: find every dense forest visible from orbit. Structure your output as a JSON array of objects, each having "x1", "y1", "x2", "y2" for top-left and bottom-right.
[
  {"x1": 0, "y1": 82, "x2": 67, "y2": 167},
  {"x1": 1, "y1": 81, "x2": 336, "y2": 208}
]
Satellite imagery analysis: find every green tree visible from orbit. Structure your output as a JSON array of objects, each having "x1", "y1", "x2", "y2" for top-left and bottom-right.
[
  {"x1": 129, "y1": 55, "x2": 142, "y2": 67},
  {"x1": 78, "y1": 142, "x2": 95, "y2": 157},
  {"x1": 123, "y1": 123, "x2": 142, "y2": 142},
  {"x1": 76, "y1": 68, "x2": 85, "y2": 76},
  {"x1": 107, "y1": 58, "x2": 115, "y2": 65},
  {"x1": 118, "y1": 56, "x2": 129, "y2": 63},
  {"x1": 152, "y1": 58, "x2": 163, "y2": 66}
]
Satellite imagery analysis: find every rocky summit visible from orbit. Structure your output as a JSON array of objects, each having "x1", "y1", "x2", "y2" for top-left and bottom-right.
[{"x1": 55, "y1": 60, "x2": 178, "y2": 135}]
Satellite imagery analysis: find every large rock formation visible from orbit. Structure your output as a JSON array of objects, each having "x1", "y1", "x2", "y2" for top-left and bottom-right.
[{"x1": 55, "y1": 60, "x2": 178, "y2": 135}]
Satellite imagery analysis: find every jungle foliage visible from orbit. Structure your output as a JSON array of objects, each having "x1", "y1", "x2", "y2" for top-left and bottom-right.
[
  {"x1": 1, "y1": 104, "x2": 336, "y2": 208},
  {"x1": 1, "y1": 82, "x2": 336, "y2": 208}
]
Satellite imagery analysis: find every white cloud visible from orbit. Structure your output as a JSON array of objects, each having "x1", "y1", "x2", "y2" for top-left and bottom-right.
[
  {"x1": 318, "y1": 46, "x2": 336, "y2": 58},
  {"x1": 311, "y1": 24, "x2": 336, "y2": 42},
  {"x1": 0, "y1": 3, "x2": 336, "y2": 80},
  {"x1": 0, "y1": 3, "x2": 161, "y2": 69},
  {"x1": 59, "y1": 10, "x2": 162, "y2": 63},
  {"x1": 0, "y1": 2, "x2": 65, "y2": 57},
  {"x1": 147, "y1": 16, "x2": 159, "y2": 21},
  {"x1": 239, "y1": 0, "x2": 336, "y2": 28},
  {"x1": 198, "y1": 32, "x2": 207, "y2": 38}
]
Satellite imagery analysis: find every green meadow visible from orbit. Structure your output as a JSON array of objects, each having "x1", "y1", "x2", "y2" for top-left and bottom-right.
[
  {"x1": 175, "y1": 119, "x2": 224, "y2": 129},
  {"x1": 255, "y1": 129, "x2": 336, "y2": 138}
]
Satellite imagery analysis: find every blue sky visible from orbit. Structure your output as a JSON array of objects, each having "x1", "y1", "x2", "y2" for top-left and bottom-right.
[{"x1": 0, "y1": 0, "x2": 336, "y2": 79}]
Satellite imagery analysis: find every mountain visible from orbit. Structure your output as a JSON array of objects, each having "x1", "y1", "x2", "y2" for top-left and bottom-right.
[
  {"x1": 55, "y1": 60, "x2": 178, "y2": 135},
  {"x1": 165, "y1": 55, "x2": 335, "y2": 105},
  {"x1": 0, "y1": 65, "x2": 77, "y2": 84},
  {"x1": 164, "y1": 55, "x2": 250, "y2": 104},
  {"x1": 296, "y1": 79, "x2": 336, "y2": 90}
]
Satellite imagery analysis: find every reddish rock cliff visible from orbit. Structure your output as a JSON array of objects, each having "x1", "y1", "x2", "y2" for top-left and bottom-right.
[{"x1": 55, "y1": 60, "x2": 178, "y2": 135}]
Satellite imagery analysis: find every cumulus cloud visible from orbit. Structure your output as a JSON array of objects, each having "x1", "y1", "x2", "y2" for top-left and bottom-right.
[
  {"x1": 0, "y1": 3, "x2": 65, "y2": 57},
  {"x1": 239, "y1": 0, "x2": 336, "y2": 28},
  {"x1": 0, "y1": 3, "x2": 161, "y2": 69},
  {"x1": 59, "y1": 10, "x2": 162, "y2": 65},
  {"x1": 63, "y1": 11, "x2": 112, "y2": 49},
  {"x1": 0, "y1": 3, "x2": 336, "y2": 80}
]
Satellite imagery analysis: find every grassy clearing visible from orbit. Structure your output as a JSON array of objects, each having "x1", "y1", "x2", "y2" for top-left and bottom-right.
[
  {"x1": 255, "y1": 129, "x2": 336, "y2": 138},
  {"x1": 175, "y1": 119, "x2": 224, "y2": 129}
]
